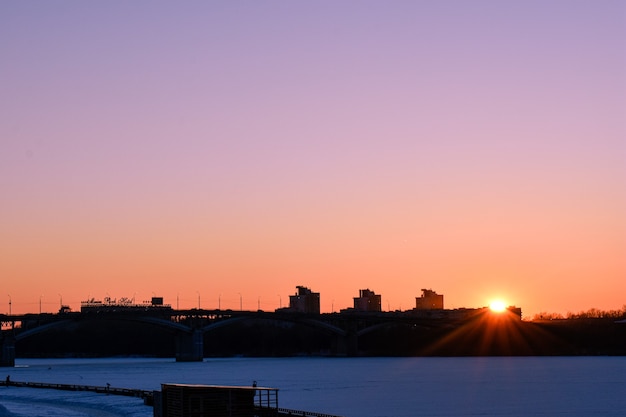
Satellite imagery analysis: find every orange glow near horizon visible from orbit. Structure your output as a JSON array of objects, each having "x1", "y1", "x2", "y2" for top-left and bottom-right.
[
  {"x1": 489, "y1": 300, "x2": 507, "y2": 313},
  {"x1": 1, "y1": 2, "x2": 624, "y2": 321}
]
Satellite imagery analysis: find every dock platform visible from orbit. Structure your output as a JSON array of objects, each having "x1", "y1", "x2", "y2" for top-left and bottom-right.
[{"x1": 1, "y1": 379, "x2": 344, "y2": 417}]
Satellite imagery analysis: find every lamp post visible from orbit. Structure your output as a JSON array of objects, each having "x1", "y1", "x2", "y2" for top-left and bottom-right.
[
  {"x1": 278, "y1": 294, "x2": 282, "y2": 309},
  {"x1": 7, "y1": 294, "x2": 11, "y2": 316},
  {"x1": 197, "y1": 291, "x2": 201, "y2": 310},
  {"x1": 218, "y1": 294, "x2": 221, "y2": 310},
  {"x1": 238, "y1": 293, "x2": 242, "y2": 311},
  {"x1": 257, "y1": 296, "x2": 260, "y2": 311},
  {"x1": 39, "y1": 295, "x2": 43, "y2": 314}
]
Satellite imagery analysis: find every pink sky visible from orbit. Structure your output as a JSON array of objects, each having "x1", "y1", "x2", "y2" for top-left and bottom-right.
[{"x1": 1, "y1": 1, "x2": 625, "y2": 318}]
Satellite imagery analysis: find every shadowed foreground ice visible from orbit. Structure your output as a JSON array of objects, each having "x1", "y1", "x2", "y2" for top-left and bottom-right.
[
  {"x1": 1, "y1": 357, "x2": 625, "y2": 417},
  {"x1": 0, "y1": 387, "x2": 149, "y2": 417}
]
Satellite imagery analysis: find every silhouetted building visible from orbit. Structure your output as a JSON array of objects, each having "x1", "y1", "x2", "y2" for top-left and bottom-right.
[
  {"x1": 415, "y1": 289, "x2": 443, "y2": 310},
  {"x1": 353, "y1": 289, "x2": 382, "y2": 312},
  {"x1": 506, "y1": 306, "x2": 522, "y2": 319},
  {"x1": 80, "y1": 296, "x2": 171, "y2": 314},
  {"x1": 288, "y1": 286, "x2": 320, "y2": 314}
]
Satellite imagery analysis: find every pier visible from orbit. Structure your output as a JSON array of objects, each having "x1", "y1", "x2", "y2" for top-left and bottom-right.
[
  {"x1": 1, "y1": 379, "x2": 344, "y2": 417},
  {"x1": 1, "y1": 379, "x2": 154, "y2": 404}
]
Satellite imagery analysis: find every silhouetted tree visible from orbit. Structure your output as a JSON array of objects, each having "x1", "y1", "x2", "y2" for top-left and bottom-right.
[{"x1": 532, "y1": 306, "x2": 626, "y2": 321}]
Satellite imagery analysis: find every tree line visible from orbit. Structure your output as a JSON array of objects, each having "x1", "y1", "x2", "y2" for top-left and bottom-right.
[{"x1": 531, "y1": 306, "x2": 626, "y2": 321}]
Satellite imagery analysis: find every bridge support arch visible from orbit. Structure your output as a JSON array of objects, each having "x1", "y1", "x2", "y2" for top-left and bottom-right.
[
  {"x1": 176, "y1": 329, "x2": 203, "y2": 362},
  {"x1": 0, "y1": 335, "x2": 15, "y2": 367}
]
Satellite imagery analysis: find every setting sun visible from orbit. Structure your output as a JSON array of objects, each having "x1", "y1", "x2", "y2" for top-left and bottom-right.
[{"x1": 489, "y1": 300, "x2": 507, "y2": 313}]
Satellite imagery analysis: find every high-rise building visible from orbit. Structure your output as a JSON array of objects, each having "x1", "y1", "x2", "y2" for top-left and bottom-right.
[
  {"x1": 288, "y1": 286, "x2": 320, "y2": 314},
  {"x1": 415, "y1": 289, "x2": 443, "y2": 310},
  {"x1": 353, "y1": 289, "x2": 382, "y2": 312}
]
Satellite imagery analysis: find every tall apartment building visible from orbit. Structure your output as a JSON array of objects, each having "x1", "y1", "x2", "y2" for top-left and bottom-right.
[
  {"x1": 415, "y1": 289, "x2": 444, "y2": 310},
  {"x1": 353, "y1": 289, "x2": 382, "y2": 312},
  {"x1": 288, "y1": 286, "x2": 320, "y2": 314}
]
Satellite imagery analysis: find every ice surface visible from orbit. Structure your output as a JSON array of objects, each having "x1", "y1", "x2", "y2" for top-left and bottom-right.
[
  {"x1": 1, "y1": 357, "x2": 625, "y2": 417},
  {"x1": 0, "y1": 386, "x2": 150, "y2": 417}
]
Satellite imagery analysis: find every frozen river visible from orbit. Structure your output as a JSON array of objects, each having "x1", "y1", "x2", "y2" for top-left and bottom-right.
[{"x1": 1, "y1": 356, "x2": 625, "y2": 417}]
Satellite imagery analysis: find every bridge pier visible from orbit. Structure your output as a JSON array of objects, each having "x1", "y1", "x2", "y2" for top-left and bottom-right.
[
  {"x1": 345, "y1": 332, "x2": 358, "y2": 356},
  {"x1": 0, "y1": 335, "x2": 15, "y2": 367},
  {"x1": 176, "y1": 329, "x2": 203, "y2": 362},
  {"x1": 335, "y1": 328, "x2": 358, "y2": 357}
]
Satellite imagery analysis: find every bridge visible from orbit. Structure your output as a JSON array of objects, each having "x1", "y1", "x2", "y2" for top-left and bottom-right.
[{"x1": 1, "y1": 308, "x2": 472, "y2": 367}]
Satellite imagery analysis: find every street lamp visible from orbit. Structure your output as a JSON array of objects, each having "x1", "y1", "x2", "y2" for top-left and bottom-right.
[
  {"x1": 238, "y1": 293, "x2": 242, "y2": 311},
  {"x1": 197, "y1": 291, "x2": 201, "y2": 310},
  {"x1": 7, "y1": 294, "x2": 11, "y2": 316},
  {"x1": 39, "y1": 295, "x2": 43, "y2": 314},
  {"x1": 218, "y1": 294, "x2": 221, "y2": 310},
  {"x1": 277, "y1": 294, "x2": 282, "y2": 309}
]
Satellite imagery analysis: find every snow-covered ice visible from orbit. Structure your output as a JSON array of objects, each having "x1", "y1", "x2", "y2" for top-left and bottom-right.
[
  {"x1": 0, "y1": 386, "x2": 150, "y2": 417},
  {"x1": 1, "y1": 357, "x2": 626, "y2": 416}
]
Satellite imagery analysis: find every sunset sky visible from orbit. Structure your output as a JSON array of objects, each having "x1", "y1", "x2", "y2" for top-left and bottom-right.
[{"x1": 1, "y1": 1, "x2": 624, "y2": 318}]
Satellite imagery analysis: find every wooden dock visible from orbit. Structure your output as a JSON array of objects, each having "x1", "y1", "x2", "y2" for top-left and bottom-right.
[{"x1": 1, "y1": 379, "x2": 344, "y2": 417}]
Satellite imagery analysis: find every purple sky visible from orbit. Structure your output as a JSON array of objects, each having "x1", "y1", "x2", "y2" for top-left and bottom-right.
[{"x1": 1, "y1": 1, "x2": 625, "y2": 317}]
